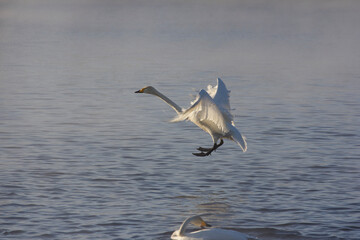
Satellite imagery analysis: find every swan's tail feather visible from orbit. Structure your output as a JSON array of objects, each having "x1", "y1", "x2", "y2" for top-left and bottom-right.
[{"x1": 230, "y1": 126, "x2": 247, "y2": 152}]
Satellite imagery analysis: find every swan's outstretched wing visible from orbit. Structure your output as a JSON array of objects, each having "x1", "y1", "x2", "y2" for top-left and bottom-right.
[
  {"x1": 207, "y1": 78, "x2": 233, "y2": 122},
  {"x1": 171, "y1": 90, "x2": 229, "y2": 135},
  {"x1": 213, "y1": 78, "x2": 231, "y2": 111}
]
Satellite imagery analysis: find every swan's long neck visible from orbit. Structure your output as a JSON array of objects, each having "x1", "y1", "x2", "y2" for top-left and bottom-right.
[
  {"x1": 151, "y1": 88, "x2": 182, "y2": 114},
  {"x1": 178, "y1": 217, "x2": 193, "y2": 236}
]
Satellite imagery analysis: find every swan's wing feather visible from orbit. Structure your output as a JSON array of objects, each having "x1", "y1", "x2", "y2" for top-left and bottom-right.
[
  {"x1": 171, "y1": 90, "x2": 229, "y2": 134},
  {"x1": 212, "y1": 78, "x2": 231, "y2": 112},
  {"x1": 229, "y1": 124, "x2": 247, "y2": 152},
  {"x1": 206, "y1": 78, "x2": 233, "y2": 122}
]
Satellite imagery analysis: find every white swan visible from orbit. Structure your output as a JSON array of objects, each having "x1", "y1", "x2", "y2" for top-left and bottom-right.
[
  {"x1": 135, "y1": 78, "x2": 247, "y2": 156},
  {"x1": 171, "y1": 215, "x2": 250, "y2": 240}
]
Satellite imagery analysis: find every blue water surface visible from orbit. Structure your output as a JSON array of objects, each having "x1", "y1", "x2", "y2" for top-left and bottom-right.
[{"x1": 1, "y1": 1, "x2": 359, "y2": 239}]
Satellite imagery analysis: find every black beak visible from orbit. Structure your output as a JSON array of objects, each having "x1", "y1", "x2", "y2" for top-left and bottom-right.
[
  {"x1": 135, "y1": 90, "x2": 140, "y2": 93},
  {"x1": 200, "y1": 223, "x2": 211, "y2": 229}
]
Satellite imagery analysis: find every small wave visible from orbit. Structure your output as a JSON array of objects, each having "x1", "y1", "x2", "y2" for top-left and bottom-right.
[
  {"x1": 173, "y1": 195, "x2": 200, "y2": 199},
  {"x1": 35, "y1": 233, "x2": 55, "y2": 238},
  {"x1": 91, "y1": 178, "x2": 120, "y2": 182},
  {"x1": 98, "y1": 221, "x2": 129, "y2": 227},
  {"x1": 239, "y1": 227, "x2": 336, "y2": 240},
  {"x1": 2, "y1": 229, "x2": 25, "y2": 236},
  {"x1": 257, "y1": 208, "x2": 302, "y2": 213},
  {"x1": 273, "y1": 222, "x2": 318, "y2": 227}
]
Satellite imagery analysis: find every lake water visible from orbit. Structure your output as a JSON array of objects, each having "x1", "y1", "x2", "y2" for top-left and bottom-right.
[{"x1": 1, "y1": 1, "x2": 359, "y2": 239}]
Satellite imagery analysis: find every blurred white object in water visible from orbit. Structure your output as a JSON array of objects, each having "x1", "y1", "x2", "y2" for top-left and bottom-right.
[{"x1": 171, "y1": 215, "x2": 249, "y2": 240}]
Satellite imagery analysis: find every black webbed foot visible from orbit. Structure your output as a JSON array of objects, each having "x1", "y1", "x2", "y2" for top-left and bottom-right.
[
  {"x1": 193, "y1": 139, "x2": 224, "y2": 157},
  {"x1": 197, "y1": 147, "x2": 213, "y2": 152},
  {"x1": 192, "y1": 151, "x2": 212, "y2": 157}
]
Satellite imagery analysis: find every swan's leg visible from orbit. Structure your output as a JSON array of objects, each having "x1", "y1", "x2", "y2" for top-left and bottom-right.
[
  {"x1": 197, "y1": 146, "x2": 213, "y2": 151},
  {"x1": 193, "y1": 139, "x2": 224, "y2": 156},
  {"x1": 194, "y1": 145, "x2": 216, "y2": 155},
  {"x1": 196, "y1": 139, "x2": 224, "y2": 152},
  {"x1": 217, "y1": 139, "x2": 224, "y2": 148}
]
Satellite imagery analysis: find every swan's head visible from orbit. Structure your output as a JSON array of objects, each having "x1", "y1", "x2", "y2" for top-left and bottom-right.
[
  {"x1": 135, "y1": 86, "x2": 157, "y2": 95},
  {"x1": 189, "y1": 216, "x2": 211, "y2": 228}
]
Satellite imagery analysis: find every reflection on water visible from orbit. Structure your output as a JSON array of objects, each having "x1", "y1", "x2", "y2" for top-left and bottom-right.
[{"x1": 1, "y1": 1, "x2": 360, "y2": 240}]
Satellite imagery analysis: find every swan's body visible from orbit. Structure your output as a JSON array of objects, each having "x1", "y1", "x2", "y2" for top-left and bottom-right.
[
  {"x1": 171, "y1": 215, "x2": 249, "y2": 240},
  {"x1": 135, "y1": 78, "x2": 247, "y2": 156}
]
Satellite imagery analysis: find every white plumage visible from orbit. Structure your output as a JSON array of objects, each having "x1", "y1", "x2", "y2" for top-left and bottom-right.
[{"x1": 171, "y1": 215, "x2": 250, "y2": 240}]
